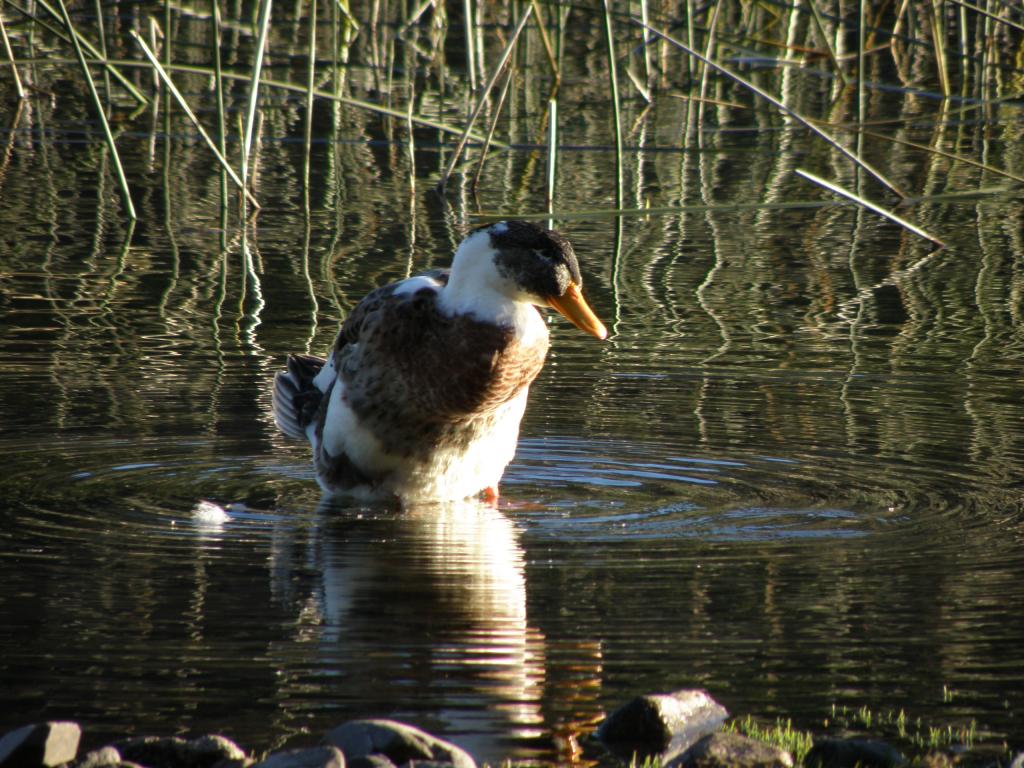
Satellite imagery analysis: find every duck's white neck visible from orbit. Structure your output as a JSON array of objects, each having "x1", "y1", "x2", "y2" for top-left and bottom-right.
[{"x1": 437, "y1": 233, "x2": 548, "y2": 346}]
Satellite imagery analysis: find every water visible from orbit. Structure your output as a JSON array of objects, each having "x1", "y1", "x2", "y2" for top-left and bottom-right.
[{"x1": 1, "y1": 24, "x2": 1024, "y2": 764}]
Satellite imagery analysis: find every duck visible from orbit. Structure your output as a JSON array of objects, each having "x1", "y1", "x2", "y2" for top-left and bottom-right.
[{"x1": 272, "y1": 220, "x2": 607, "y2": 503}]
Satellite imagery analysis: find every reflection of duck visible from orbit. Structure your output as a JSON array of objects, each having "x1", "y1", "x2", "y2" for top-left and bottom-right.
[
  {"x1": 272, "y1": 221, "x2": 606, "y2": 502},
  {"x1": 265, "y1": 497, "x2": 548, "y2": 763}
]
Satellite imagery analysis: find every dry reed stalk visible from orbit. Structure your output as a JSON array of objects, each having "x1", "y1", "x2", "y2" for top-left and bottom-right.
[
  {"x1": 805, "y1": 0, "x2": 849, "y2": 86},
  {"x1": 640, "y1": 20, "x2": 908, "y2": 199},
  {"x1": 796, "y1": 168, "x2": 945, "y2": 246},
  {"x1": 471, "y1": 64, "x2": 513, "y2": 192}
]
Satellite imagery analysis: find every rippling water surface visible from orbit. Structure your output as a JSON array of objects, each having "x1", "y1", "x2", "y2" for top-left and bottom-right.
[{"x1": 1, "y1": 34, "x2": 1023, "y2": 764}]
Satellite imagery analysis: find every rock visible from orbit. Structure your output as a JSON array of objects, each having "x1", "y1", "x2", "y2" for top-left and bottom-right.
[
  {"x1": 115, "y1": 734, "x2": 248, "y2": 768},
  {"x1": 917, "y1": 752, "x2": 953, "y2": 768},
  {"x1": 0, "y1": 722, "x2": 82, "y2": 767},
  {"x1": 804, "y1": 738, "x2": 903, "y2": 768},
  {"x1": 668, "y1": 733, "x2": 793, "y2": 768},
  {"x1": 323, "y1": 721, "x2": 475, "y2": 768},
  {"x1": 596, "y1": 689, "x2": 729, "y2": 758},
  {"x1": 253, "y1": 746, "x2": 345, "y2": 768},
  {"x1": 346, "y1": 757, "x2": 396, "y2": 768},
  {"x1": 75, "y1": 746, "x2": 123, "y2": 768}
]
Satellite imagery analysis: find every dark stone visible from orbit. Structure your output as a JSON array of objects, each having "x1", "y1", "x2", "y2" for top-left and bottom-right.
[
  {"x1": 668, "y1": 733, "x2": 793, "y2": 768},
  {"x1": 323, "y1": 721, "x2": 474, "y2": 768},
  {"x1": 115, "y1": 734, "x2": 247, "y2": 768},
  {"x1": 346, "y1": 757, "x2": 396, "y2": 768},
  {"x1": 597, "y1": 689, "x2": 729, "y2": 758},
  {"x1": 0, "y1": 722, "x2": 82, "y2": 767},
  {"x1": 346, "y1": 758, "x2": 397, "y2": 768},
  {"x1": 74, "y1": 746, "x2": 123, "y2": 768},
  {"x1": 805, "y1": 738, "x2": 903, "y2": 768},
  {"x1": 917, "y1": 752, "x2": 953, "y2": 768},
  {"x1": 253, "y1": 746, "x2": 345, "y2": 768}
]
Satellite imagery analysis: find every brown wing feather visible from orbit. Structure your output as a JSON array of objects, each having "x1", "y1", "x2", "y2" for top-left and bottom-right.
[{"x1": 335, "y1": 279, "x2": 548, "y2": 459}]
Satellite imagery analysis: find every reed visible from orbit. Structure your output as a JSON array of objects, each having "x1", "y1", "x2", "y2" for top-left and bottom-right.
[
  {"x1": 0, "y1": 10, "x2": 25, "y2": 99},
  {"x1": 601, "y1": 0, "x2": 623, "y2": 208},
  {"x1": 1, "y1": 0, "x2": 1021, "y2": 233},
  {"x1": 242, "y1": 0, "x2": 273, "y2": 187},
  {"x1": 7, "y1": 0, "x2": 147, "y2": 103},
  {"x1": 471, "y1": 65, "x2": 513, "y2": 192},
  {"x1": 436, "y1": 3, "x2": 533, "y2": 192},
  {"x1": 795, "y1": 168, "x2": 945, "y2": 246},
  {"x1": 57, "y1": 0, "x2": 136, "y2": 219},
  {"x1": 303, "y1": 0, "x2": 317, "y2": 198},
  {"x1": 130, "y1": 29, "x2": 261, "y2": 209},
  {"x1": 639, "y1": 21, "x2": 909, "y2": 200}
]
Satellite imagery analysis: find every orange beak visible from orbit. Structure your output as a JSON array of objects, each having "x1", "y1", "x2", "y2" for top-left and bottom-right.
[{"x1": 547, "y1": 282, "x2": 608, "y2": 340}]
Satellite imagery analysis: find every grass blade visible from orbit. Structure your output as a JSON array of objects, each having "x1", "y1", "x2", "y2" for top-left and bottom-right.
[
  {"x1": 795, "y1": 168, "x2": 945, "y2": 246},
  {"x1": 57, "y1": 0, "x2": 135, "y2": 219}
]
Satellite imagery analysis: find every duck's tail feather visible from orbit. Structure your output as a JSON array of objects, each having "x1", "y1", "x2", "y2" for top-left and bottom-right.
[{"x1": 272, "y1": 353, "x2": 327, "y2": 440}]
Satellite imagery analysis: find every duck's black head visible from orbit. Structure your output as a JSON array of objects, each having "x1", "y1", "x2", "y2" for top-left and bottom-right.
[{"x1": 454, "y1": 220, "x2": 606, "y2": 339}]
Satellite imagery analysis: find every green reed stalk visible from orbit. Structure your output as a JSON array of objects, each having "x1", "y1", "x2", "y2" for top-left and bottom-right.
[
  {"x1": 303, "y1": 0, "x2": 317, "y2": 197},
  {"x1": 546, "y1": 96, "x2": 557, "y2": 220},
  {"x1": 57, "y1": 0, "x2": 135, "y2": 219},
  {"x1": 8, "y1": 0, "x2": 147, "y2": 103},
  {"x1": 930, "y1": 0, "x2": 950, "y2": 96},
  {"x1": 858, "y1": 0, "x2": 866, "y2": 124},
  {"x1": 437, "y1": 3, "x2": 532, "y2": 192},
  {"x1": 118, "y1": 58, "x2": 503, "y2": 146},
  {"x1": 130, "y1": 29, "x2": 260, "y2": 209},
  {"x1": 462, "y1": 0, "x2": 476, "y2": 91},
  {"x1": 795, "y1": 168, "x2": 945, "y2": 246},
  {"x1": 0, "y1": 10, "x2": 25, "y2": 99},
  {"x1": 641, "y1": 21, "x2": 907, "y2": 199},
  {"x1": 243, "y1": 0, "x2": 273, "y2": 186},
  {"x1": 406, "y1": 90, "x2": 416, "y2": 197},
  {"x1": 638, "y1": 0, "x2": 651, "y2": 85},
  {"x1": 163, "y1": 0, "x2": 171, "y2": 68},
  {"x1": 602, "y1": 0, "x2": 623, "y2": 208},
  {"x1": 211, "y1": 0, "x2": 227, "y2": 211},
  {"x1": 91, "y1": 0, "x2": 110, "y2": 104},
  {"x1": 697, "y1": 0, "x2": 723, "y2": 128}
]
